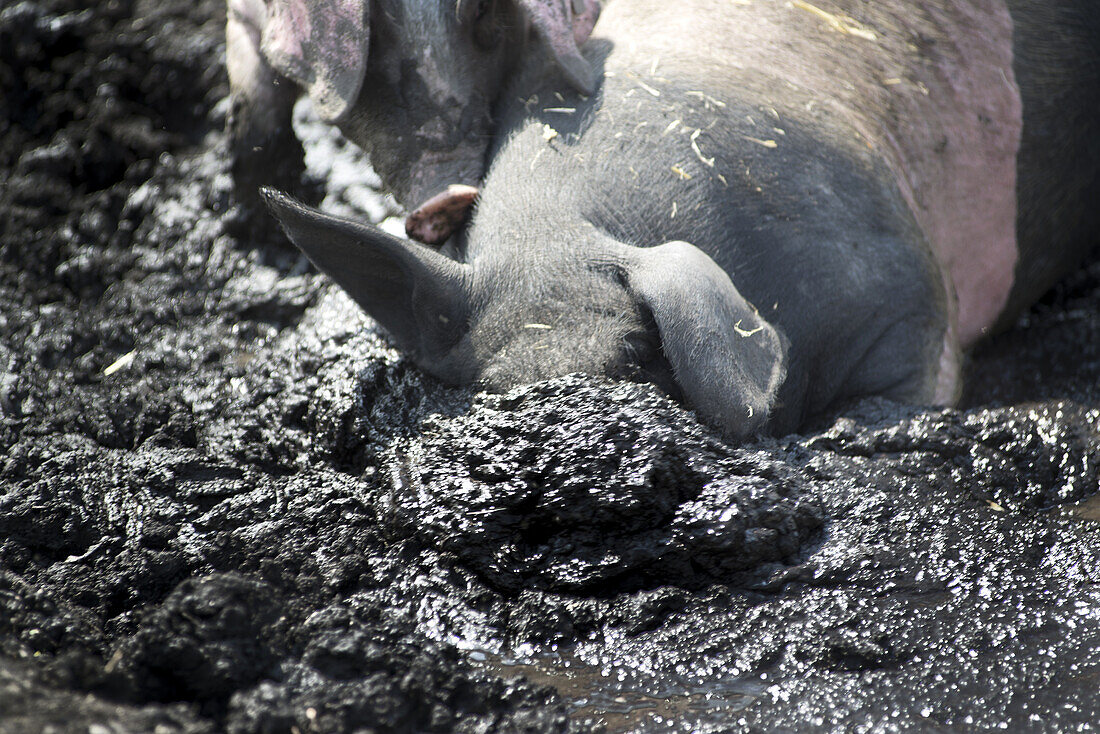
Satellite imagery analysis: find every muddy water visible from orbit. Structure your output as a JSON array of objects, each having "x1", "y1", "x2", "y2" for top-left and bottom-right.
[
  {"x1": 1, "y1": 1, "x2": 1099, "y2": 732},
  {"x1": 474, "y1": 649, "x2": 765, "y2": 731}
]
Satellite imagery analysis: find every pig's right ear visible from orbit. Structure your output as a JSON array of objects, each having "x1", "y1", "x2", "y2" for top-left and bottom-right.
[
  {"x1": 622, "y1": 241, "x2": 788, "y2": 441},
  {"x1": 261, "y1": 189, "x2": 472, "y2": 358},
  {"x1": 261, "y1": 0, "x2": 368, "y2": 122}
]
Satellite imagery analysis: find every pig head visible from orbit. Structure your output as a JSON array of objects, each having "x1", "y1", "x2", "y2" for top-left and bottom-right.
[
  {"x1": 262, "y1": 188, "x2": 788, "y2": 440},
  {"x1": 227, "y1": 0, "x2": 601, "y2": 245}
]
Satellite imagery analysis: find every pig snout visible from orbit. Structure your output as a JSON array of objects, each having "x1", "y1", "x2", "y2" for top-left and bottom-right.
[
  {"x1": 406, "y1": 185, "x2": 480, "y2": 246},
  {"x1": 400, "y1": 146, "x2": 485, "y2": 245},
  {"x1": 396, "y1": 97, "x2": 495, "y2": 244}
]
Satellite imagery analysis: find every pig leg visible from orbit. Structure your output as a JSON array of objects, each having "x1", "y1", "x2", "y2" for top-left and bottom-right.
[{"x1": 225, "y1": 0, "x2": 306, "y2": 239}]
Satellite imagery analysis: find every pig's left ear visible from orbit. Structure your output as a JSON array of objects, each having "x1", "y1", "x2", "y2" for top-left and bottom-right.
[
  {"x1": 518, "y1": 0, "x2": 600, "y2": 95},
  {"x1": 261, "y1": 0, "x2": 369, "y2": 122},
  {"x1": 261, "y1": 188, "x2": 472, "y2": 361},
  {"x1": 623, "y1": 241, "x2": 788, "y2": 440}
]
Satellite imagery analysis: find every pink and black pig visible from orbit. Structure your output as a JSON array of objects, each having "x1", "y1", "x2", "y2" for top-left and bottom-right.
[{"x1": 265, "y1": 0, "x2": 1099, "y2": 440}]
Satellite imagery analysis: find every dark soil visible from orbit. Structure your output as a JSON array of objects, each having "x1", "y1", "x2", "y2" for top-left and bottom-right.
[{"x1": 1, "y1": 1, "x2": 1098, "y2": 732}]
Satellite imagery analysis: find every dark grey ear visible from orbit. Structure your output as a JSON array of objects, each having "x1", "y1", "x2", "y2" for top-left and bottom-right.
[
  {"x1": 261, "y1": 0, "x2": 368, "y2": 121},
  {"x1": 261, "y1": 188, "x2": 471, "y2": 357},
  {"x1": 624, "y1": 241, "x2": 788, "y2": 440}
]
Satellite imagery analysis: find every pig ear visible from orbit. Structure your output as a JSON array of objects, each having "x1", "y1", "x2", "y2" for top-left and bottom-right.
[
  {"x1": 261, "y1": 188, "x2": 472, "y2": 357},
  {"x1": 624, "y1": 241, "x2": 788, "y2": 440},
  {"x1": 517, "y1": 0, "x2": 600, "y2": 95},
  {"x1": 261, "y1": 0, "x2": 369, "y2": 122}
]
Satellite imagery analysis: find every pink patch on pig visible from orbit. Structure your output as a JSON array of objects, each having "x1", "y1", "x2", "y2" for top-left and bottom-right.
[
  {"x1": 782, "y1": 0, "x2": 1024, "y2": 348},
  {"x1": 600, "y1": 0, "x2": 1023, "y2": 351},
  {"x1": 867, "y1": 2, "x2": 1022, "y2": 347}
]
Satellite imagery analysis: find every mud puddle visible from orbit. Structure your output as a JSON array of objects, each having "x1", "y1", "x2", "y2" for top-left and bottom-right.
[{"x1": 473, "y1": 648, "x2": 763, "y2": 732}]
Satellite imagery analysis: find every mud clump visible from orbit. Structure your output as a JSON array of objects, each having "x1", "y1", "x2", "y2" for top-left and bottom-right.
[
  {"x1": 387, "y1": 377, "x2": 823, "y2": 593},
  {"x1": 2, "y1": 1, "x2": 1100, "y2": 732}
]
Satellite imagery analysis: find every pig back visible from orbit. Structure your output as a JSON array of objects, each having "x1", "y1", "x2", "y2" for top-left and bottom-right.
[{"x1": 597, "y1": 0, "x2": 1026, "y2": 346}]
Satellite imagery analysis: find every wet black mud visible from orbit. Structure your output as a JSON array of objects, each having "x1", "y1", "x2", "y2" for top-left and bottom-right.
[{"x1": 2, "y1": 2, "x2": 1099, "y2": 732}]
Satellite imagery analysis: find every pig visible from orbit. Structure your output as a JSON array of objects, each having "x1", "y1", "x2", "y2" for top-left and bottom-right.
[
  {"x1": 226, "y1": 0, "x2": 601, "y2": 244},
  {"x1": 263, "y1": 0, "x2": 1100, "y2": 439}
]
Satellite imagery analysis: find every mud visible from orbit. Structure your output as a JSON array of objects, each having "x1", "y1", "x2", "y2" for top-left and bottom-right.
[{"x1": 1, "y1": 1, "x2": 1099, "y2": 732}]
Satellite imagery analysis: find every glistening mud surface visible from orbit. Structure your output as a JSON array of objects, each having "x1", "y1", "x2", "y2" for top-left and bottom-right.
[{"x1": 2, "y1": 2, "x2": 1099, "y2": 732}]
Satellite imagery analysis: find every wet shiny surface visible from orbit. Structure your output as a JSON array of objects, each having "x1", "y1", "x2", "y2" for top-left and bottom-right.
[{"x1": 1, "y1": 1, "x2": 1099, "y2": 732}]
